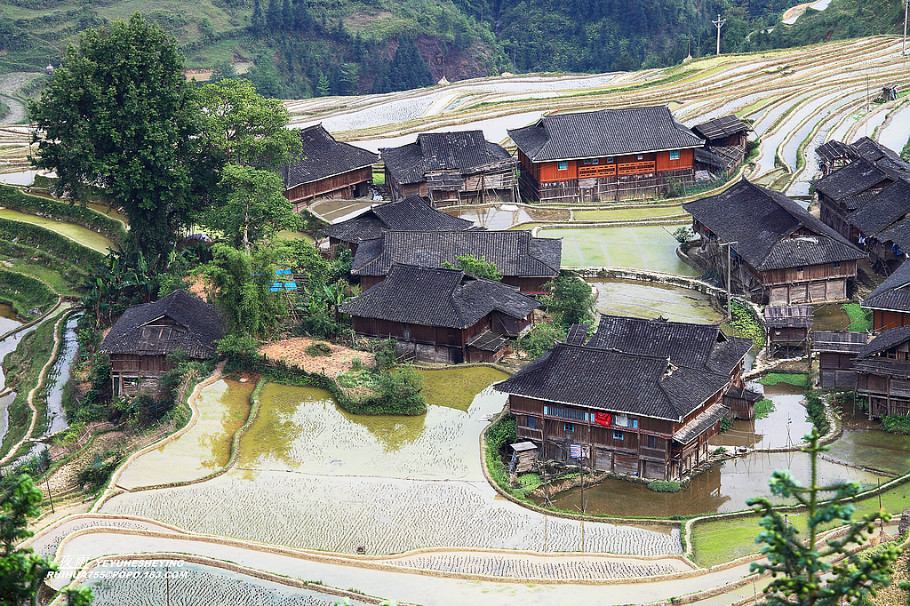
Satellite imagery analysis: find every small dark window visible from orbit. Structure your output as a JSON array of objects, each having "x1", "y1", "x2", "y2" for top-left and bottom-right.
[
  {"x1": 614, "y1": 430, "x2": 623, "y2": 440},
  {"x1": 557, "y1": 161, "x2": 568, "y2": 171},
  {"x1": 527, "y1": 416, "x2": 537, "y2": 430},
  {"x1": 564, "y1": 422, "x2": 575, "y2": 432},
  {"x1": 605, "y1": 157, "x2": 614, "y2": 163},
  {"x1": 647, "y1": 435, "x2": 657, "y2": 448},
  {"x1": 834, "y1": 262, "x2": 841, "y2": 268},
  {"x1": 637, "y1": 154, "x2": 644, "y2": 160},
  {"x1": 669, "y1": 150, "x2": 680, "y2": 160},
  {"x1": 583, "y1": 159, "x2": 592, "y2": 165},
  {"x1": 796, "y1": 266, "x2": 805, "y2": 272}
]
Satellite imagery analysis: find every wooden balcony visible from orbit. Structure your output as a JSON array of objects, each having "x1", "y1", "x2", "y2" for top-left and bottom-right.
[
  {"x1": 516, "y1": 426, "x2": 543, "y2": 441},
  {"x1": 577, "y1": 164, "x2": 616, "y2": 178},
  {"x1": 617, "y1": 161, "x2": 656, "y2": 175}
]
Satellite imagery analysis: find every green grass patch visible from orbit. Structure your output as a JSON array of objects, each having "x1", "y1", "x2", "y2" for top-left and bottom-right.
[
  {"x1": 882, "y1": 415, "x2": 910, "y2": 434},
  {"x1": 724, "y1": 300, "x2": 765, "y2": 353},
  {"x1": 842, "y1": 303, "x2": 872, "y2": 332},
  {"x1": 0, "y1": 268, "x2": 57, "y2": 320},
  {"x1": 758, "y1": 373, "x2": 808, "y2": 387},
  {"x1": 754, "y1": 397, "x2": 775, "y2": 420},
  {"x1": 648, "y1": 480, "x2": 682, "y2": 493}
]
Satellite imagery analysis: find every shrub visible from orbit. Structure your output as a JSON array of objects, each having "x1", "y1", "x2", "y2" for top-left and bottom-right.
[
  {"x1": 720, "y1": 416, "x2": 734, "y2": 432},
  {"x1": 375, "y1": 366, "x2": 426, "y2": 416},
  {"x1": 217, "y1": 334, "x2": 260, "y2": 365},
  {"x1": 754, "y1": 398, "x2": 775, "y2": 419},
  {"x1": 805, "y1": 391, "x2": 830, "y2": 435},
  {"x1": 517, "y1": 323, "x2": 567, "y2": 360},
  {"x1": 648, "y1": 480, "x2": 682, "y2": 493},
  {"x1": 726, "y1": 300, "x2": 765, "y2": 352},
  {"x1": 373, "y1": 339, "x2": 399, "y2": 371},
  {"x1": 304, "y1": 342, "x2": 332, "y2": 357},
  {"x1": 77, "y1": 449, "x2": 122, "y2": 491},
  {"x1": 882, "y1": 415, "x2": 910, "y2": 434}
]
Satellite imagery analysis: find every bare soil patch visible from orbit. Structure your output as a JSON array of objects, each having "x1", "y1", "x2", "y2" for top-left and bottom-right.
[{"x1": 258, "y1": 337, "x2": 375, "y2": 379}]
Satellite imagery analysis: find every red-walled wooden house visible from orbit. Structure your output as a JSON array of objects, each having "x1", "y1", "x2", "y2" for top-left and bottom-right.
[{"x1": 508, "y1": 105, "x2": 704, "y2": 203}]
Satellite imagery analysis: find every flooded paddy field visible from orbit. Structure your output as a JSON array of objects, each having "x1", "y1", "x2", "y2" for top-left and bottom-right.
[
  {"x1": 540, "y1": 449, "x2": 886, "y2": 518},
  {"x1": 44, "y1": 314, "x2": 79, "y2": 435},
  {"x1": 0, "y1": 303, "x2": 21, "y2": 335},
  {"x1": 102, "y1": 366, "x2": 680, "y2": 555},
  {"x1": 826, "y1": 397, "x2": 910, "y2": 476},
  {"x1": 117, "y1": 379, "x2": 255, "y2": 490},
  {"x1": 589, "y1": 279, "x2": 723, "y2": 324},
  {"x1": 442, "y1": 205, "x2": 569, "y2": 230},
  {"x1": 83, "y1": 560, "x2": 373, "y2": 606},
  {"x1": 100, "y1": 470, "x2": 680, "y2": 555},
  {"x1": 812, "y1": 303, "x2": 852, "y2": 332},
  {"x1": 710, "y1": 382, "x2": 815, "y2": 451},
  {"x1": 239, "y1": 367, "x2": 507, "y2": 481},
  {"x1": 540, "y1": 225, "x2": 700, "y2": 276},
  {"x1": 0, "y1": 208, "x2": 114, "y2": 253},
  {"x1": 573, "y1": 206, "x2": 685, "y2": 222}
]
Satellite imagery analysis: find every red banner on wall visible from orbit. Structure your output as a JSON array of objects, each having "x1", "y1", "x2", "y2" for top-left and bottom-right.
[{"x1": 594, "y1": 412, "x2": 612, "y2": 427}]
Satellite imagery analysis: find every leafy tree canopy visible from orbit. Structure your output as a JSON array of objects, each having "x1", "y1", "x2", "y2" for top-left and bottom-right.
[
  {"x1": 29, "y1": 13, "x2": 200, "y2": 261},
  {"x1": 541, "y1": 271, "x2": 595, "y2": 329},
  {"x1": 0, "y1": 475, "x2": 93, "y2": 606}
]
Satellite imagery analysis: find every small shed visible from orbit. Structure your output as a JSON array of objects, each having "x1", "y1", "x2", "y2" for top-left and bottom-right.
[
  {"x1": 723, "y1": 385, "x2": 762, "y2": 420},
  {"x1": 814, "y1": 331, "x2": 868, "y2": 389},
  {"x1": 509, "y1": 441, "x2": 538, "y2": 473},
  {"x1": 883, "y1": 84, "x2": 899, "y2": 101},
  {"x1": 764, "y1": 305, "x2": 813, "y2": 358}
]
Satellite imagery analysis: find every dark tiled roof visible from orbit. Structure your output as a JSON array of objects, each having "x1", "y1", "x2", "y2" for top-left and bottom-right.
[
  {"x1": 340, "y1": 264, "x2": 538, "y2": 328},
  {"x1": 691, "y1": 115, "x2": 749, "y2": 141},
  {"x1": 351, "y1": 230, "x2": 562, "y2": 278},
  {"x1": 855, "y1": 357, "x2": 910, "y2": 379},
  {"x1": 280, "y1": 124, "x2": 378, "y2": 188},
  {"x1": 852, "y1": 137, "x2": 906, "y2": 166},
  {"x1": 319, "y1": 195, "x2": 474, "y2": 244},
  {"x1": 566, "y1": 323, "x2": 589, "y2": 345},
  {"x1": 672, "y1": 402, "x2": 730, "y2": 444},
  {"x1": 814, "y1": 158, "x2": 891, "y2": 202},
  {"x1": 726, "y1": 385, "x2": 763, "y2": 402},
  {"x1": 586, "y1": 315, "x2": 751, "y2": 375},
  {"x1": 816, "y1": 140, "x2": 856, "y2": 164},
  {"x1": 858, "y1": 325, "x2": 910, "y2": 359},
  {"x1": 863, "y1": 260, "x2": 910, "y2": 312},
  {"x1": 813, "y1": 331, "x2": 868, "y2": 355},
  {"x1": 495, "y1": 343, "x2": 730, "y2": 421},
  {"x1": 100, "y1": 290, "x2": 224, "y2": 359},
  {"x1": 683, "y1": 178, "x2": 865, "y2": 271},
  {"x1": 508, "y1": 106, "x2": 704, "y2": 162},
  {"x1": 875, "y1": 219, "x2": 910, "y2": 251},
  {"x1": 848, "y1": 180, "x2": 910, "y2": 237},
  {"x1": 381, "y1": 131, "x2": 513, "y2": 185}
]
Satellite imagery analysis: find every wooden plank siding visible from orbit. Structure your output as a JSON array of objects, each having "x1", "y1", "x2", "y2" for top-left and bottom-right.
[
  {"x1": 285, "y1": 166, "x2": 373, "y2": 206},
  {"x1": 350, "y1": 315, "x2": 505, "y2": 364},
  {"x1": 508, "y1": 384, "x2": 727, "y2": 481},
  {"x1": 873, "y1": 310, "x2": 910, "y2": 331}
]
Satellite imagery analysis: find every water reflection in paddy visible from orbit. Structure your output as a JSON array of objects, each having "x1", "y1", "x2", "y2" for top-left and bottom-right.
[
  {"x1": 826, "y1": 396, "x2": 910, "y2": 476},
  {"x1": 117, "y1": 379, "x2": 254, "y2": 489},
  {"x1": 443, "y1": 205, "x2": 569, "y2": 230},
  {"x1": 540, "y1": 449, "x2": 886, "y2": 518},
  {"x1": 812, "y1": 303, "x2": 851, "y2": 332},
  {"x1": 711, "y1": 382, "x2": 814, "y2": 450},
  {"x1": 589, "y1": 278, "x2": 723, "y2": 324},
  {"x1": 239, "y1": 366, "x2": 508, "y2": 480},
  {"x1": 0, "y1": 303, "x2": 20, "y2": 335}
]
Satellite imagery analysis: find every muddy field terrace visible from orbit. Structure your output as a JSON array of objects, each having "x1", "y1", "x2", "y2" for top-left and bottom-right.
[{"x1": 1, "y1": 33, "x2": 910, "y2": 606}]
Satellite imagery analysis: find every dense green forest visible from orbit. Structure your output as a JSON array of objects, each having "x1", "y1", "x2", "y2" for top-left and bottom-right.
[{"x1": 0, "y1": 0, "x2": 905, "y2": 99}]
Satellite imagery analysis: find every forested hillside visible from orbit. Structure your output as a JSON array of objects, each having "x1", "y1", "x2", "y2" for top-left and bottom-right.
[{"x1": 0, "y1": 0, "x2": 905, "y2": 99}]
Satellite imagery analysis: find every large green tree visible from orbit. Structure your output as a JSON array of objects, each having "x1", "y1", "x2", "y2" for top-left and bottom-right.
[
  {"x1": 0, "y1": 475, "x2": 93, "y2": 605},
  {"x1": 29, "y1": 14, "x2": 200, "y2": 260},
  {"x1": 212, "y1": 164, "x2": 299, "y2": 251}
]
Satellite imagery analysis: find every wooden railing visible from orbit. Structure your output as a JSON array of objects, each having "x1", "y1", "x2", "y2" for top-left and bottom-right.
[
  {"x1": 516, "y1": 426, "x2": 543, "y2": 440},
  {"x1": 577, "y1": 164, "x2": 616, "y2": 178},
  {"x1": 617, "y1": 161, "x2": 656, "y2": 175}
]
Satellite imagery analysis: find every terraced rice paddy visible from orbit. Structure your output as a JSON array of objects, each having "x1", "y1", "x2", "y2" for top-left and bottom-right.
[
  {"x1": 116, "y1": 379, "x2": 255, "y2": 490},
  {"x1": 709, "y1": 382, "x2": 815, "y2": 450},
  {"x1": 443, "y1": 205, "x2": 569, "y2": 229},
  {"x1": 0, "y1": 208, "x2": 114, "y2": 253},
  {"x1": 83, "y1": 561, "x2": 374, "y2": 606},
  {"x1": 573, "y1": 206, "x2": 685, "y2": 221},
  {"x1": 590, "y1": 278, "x2": 722, "y2": 324},
  {"x1": 542, "y1": 225, "x2": 700, "y2": 276}
]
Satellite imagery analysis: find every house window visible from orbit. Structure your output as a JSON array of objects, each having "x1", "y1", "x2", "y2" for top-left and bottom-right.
[
  {"x1": 565, "y1": 422, "x2": 575, "y2": 432},
  {"x1": 613, "y1": 430, "x2": 624, "y2": 440},
  {"x1": 605, "y1": 157, "x2": 614, "y2": 163},
  {"x1": 648, "y1": 435, "x2": 657, "y2": 448},
  {"x1": 834, "y1": 262, "x2": 841, "y2": 268},
  {"x1": 637, "y1": 154, "x2": 644, "y2": 160},
  {"x1": 527, "y1": 416, "x2": 537, "y2": 430},
  {"x1": 669, "y1": 150, "x2": 680, "y2": 160},
  {"x1": 557, "y1": 161, "x2": 568, "y2": 171},
  {"x1": 796, "y1": 266, "x2": 805, "y2": 272}
]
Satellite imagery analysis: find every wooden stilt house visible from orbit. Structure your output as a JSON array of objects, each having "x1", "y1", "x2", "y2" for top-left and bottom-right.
[
  {"x1": 814, "y1": 331, "x2": 868, "y2": 389},
  {"x1": 855, "y1": 326, "x2": 910, "y2": 418},
  {"x1": 508, "y1": 106, "x2": 704, "y2": 203},
  {"x1": 496, "y1": 315, "x2": 752, "y2": 480},
  {"x1": 684, "y1": 178, "x2": 865, "y2": 305},
  {"x1": 691, "y1": 114, "x2": 750, "y2": 177},
  {"x1": 863, "y1": 260, "x2": 910, "y2": 331},
  {"x1": 100, "y1": 290, "x2": 224, "y2": 400},
  {"x1": 764, "y1": 305, "x2": 813, "y2": 358}
]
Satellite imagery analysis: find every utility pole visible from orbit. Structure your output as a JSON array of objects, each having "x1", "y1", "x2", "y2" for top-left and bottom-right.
[
  {"x1": 713, "y1": 14, "x2": 726, "y2": 55},
  {"x1": 904, "y1": 0, "x2": 908, "y2": 56},
  {"x1": 720, "y1": 241, "x2": 738, "y2": 320}
]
